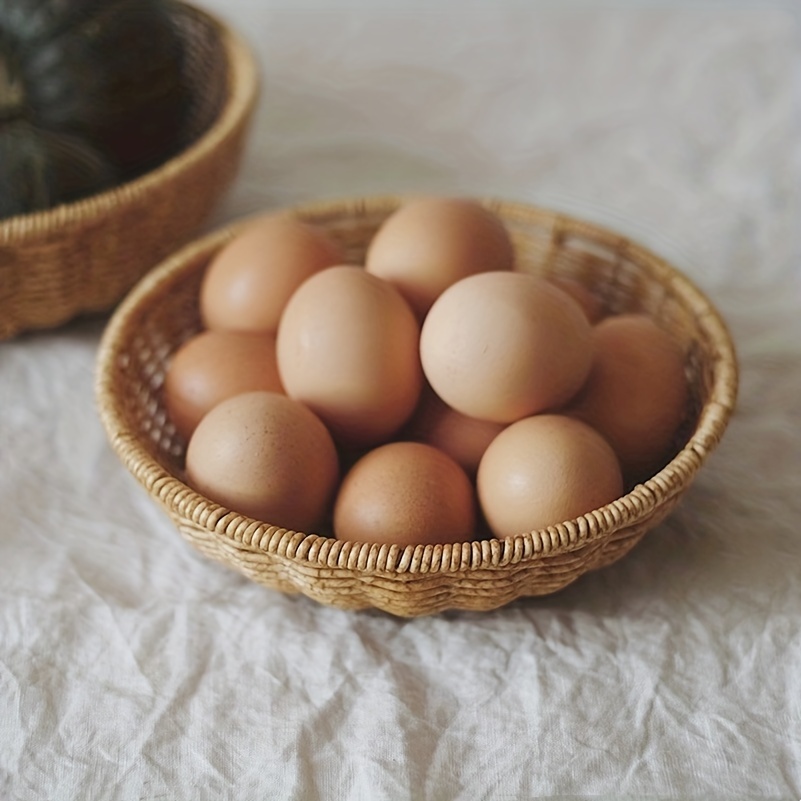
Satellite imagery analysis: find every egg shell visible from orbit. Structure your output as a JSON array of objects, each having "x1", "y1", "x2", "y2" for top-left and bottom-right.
[
  {"x1": 420, "y1": 271, "x2": 594, "y2": 423},
  {"x1": 477, "y1": 414, "x2": 623, "y2": 539},
  {"x1": 333, "y1": 441, "x2": 475, "y2": 546},
  {"x1": 365, "y1": 197, "x2": 515, "y2": 318},
  {"x1": 200, "y1": 213, "x2": 344, "y2": 334},
  {"x1": 546, "y1": 276, "x2": 605, "y2": 324},
  {"x1": 402, "y1": 385, "x2": 506, "y2": 476},
  {"x1": 276, "y1": 265, "x2": 423, "y2": 448},
  {"x1": 164, "y1": 330, "x2": 283, "y2": 440},
  {"x1": 185, "y1": 391, "x2": 339, "y2": 532},
  {"x1": 566, "y1": 314, "x2": 689, "y2": 480}
]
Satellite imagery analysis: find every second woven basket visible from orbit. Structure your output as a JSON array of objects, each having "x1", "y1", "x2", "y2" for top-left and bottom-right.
[{"x1": 0, "y1": 2, "x2": 258, "y2": 340}]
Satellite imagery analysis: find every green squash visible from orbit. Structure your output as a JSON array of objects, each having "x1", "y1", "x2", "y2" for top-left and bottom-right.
[
  {"x1": 0, "y1": 120, "x2": 117, "y2": 218},
  {"x1": 0, "y1": 0, "x2": 188, "y2": 219}
]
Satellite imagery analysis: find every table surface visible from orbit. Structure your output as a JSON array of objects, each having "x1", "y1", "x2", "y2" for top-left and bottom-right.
[{"x1": 2, "y1": 1, "x2": 800, "y2": 799}]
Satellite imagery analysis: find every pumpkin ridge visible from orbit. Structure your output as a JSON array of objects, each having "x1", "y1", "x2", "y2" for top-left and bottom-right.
[{"x1": 0, "y1": 38, "x2": 25, "y2": 123}]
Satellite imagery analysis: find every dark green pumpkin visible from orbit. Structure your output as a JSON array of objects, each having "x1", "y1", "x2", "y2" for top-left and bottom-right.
[
  {"x1": 0, "y1": 120, "x2": 116, "y2": 218},
  {"x1": 0, "y1": 0, "x2": 188, "y2": 219}
]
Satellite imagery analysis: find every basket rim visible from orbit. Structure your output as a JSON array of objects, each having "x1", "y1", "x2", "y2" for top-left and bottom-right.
[
  {"x1": 95, "y1": 195, "x2": 739, "y2": 576},
  {"x1": 0, "y1": 0, "x2": 259, "y2": 244}
]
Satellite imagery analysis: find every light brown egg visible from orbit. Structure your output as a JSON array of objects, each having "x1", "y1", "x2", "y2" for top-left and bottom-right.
[
  {"x1": 546, "y1": 276, "x2": 605, "y2": 324},
  {"x1": 566, "y1": 314, "x2": 689, "y2": 480},
  {"x1": 365, "y1": 197, "x2": 514, "y2": 318},
  {"x1": 185, "y1": 391, "x2": 339, "y2": 532},
  {"x1": 276, "y1": 265, "x2": 423, "y2": 448},
  {"x1": 164, "y1": 330, "x2": 283, "y2": 440},
  {"x1": 420, "y1": 271, "x2": 594, "y2": 423},
  {"x1": 403, "y1": 385, "x2": 505, "y2": 476},
  {"x1": 333, "y1": 441, "x2": 475, "y2": 545},
  {"x1": 200, "y1": 213, "x2": 343, "y2": 334},
  {"x1": 477, "y1": 414, "x2": 623, "y2": 539}
]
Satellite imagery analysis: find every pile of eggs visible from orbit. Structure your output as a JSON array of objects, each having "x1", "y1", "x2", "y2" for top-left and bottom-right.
[{"x1": 164, "y1": 197, "x2": 689, "y2": 546}]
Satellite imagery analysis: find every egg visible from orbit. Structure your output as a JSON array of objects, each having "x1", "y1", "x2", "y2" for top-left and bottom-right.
[
  {"x1": 365, "y1": 197, "x2": 514, "y2": 318},
  {"x1": 185, "y1": 391, "x2": 339, "y2": 532},
  {"x1": 164, "y1": 330, "x2": 283, "y2": 440},
  {"x1": 200, "y1": 212, "x2": 344, "y2": 334},
  {"x1": 477, "y1": 415, "x2": 623, "y2": 538},
  {"x1": 546, "y1": 276, "x2": 605, "y2": 324},
  {"x1": 276, "y1": 265, "x2": 423, "y2": 448},
  {"x1": 566, "y1": 314, "x2": 689, "y2": 480},
  {"x1": 333, "y1": 441, "x2": 475, "y2": 545},
  {"x1": 420, "y1": 271, "x2": 594, "y2": 423},
  {"x1": 403, "y1": 385, "x2": 505, "y2": 476}
]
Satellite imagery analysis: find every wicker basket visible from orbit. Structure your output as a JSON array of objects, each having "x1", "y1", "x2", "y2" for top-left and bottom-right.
[
  {"x1": 0, "y1": 2, "x2": 258, "y2": 341},
  {"x1": 95, "y1": 196, "x2": 738, "y2": 617}
]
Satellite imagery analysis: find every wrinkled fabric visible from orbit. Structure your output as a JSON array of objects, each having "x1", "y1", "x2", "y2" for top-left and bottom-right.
[{"x1": 1, "y1": 1, "x2": 800, "y2": 798}]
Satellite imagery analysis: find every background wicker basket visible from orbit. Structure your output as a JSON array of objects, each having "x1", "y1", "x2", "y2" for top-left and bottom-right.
[
  {"x1": 95, "y1": 196, "x2": 738, "y2": 617},
  {"x1": 0, "y1": 2, "x2": 258, "y2": 341}
]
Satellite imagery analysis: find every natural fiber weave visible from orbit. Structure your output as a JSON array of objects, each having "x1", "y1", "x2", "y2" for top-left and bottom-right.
[
  {"x1": 0, "y1": 2, "x2": 258, "y2": 340},
  {"x1": 95, "y1": 196, "x2": 738, "y2": 617}
]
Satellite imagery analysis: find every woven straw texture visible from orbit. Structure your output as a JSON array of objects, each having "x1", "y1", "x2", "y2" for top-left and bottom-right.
[
  {"x1": 0, "y1": 2, "x2": 258, "y2": 341},
  {"x1": 95, "y1": 196, "x2": 738, "y2": 617}
]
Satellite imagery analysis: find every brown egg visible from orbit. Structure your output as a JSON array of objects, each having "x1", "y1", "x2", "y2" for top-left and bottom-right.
[
  {"x1": 200, "y1": 213, "x2": 344, "y2": 334},
  {"x1": 164, "y1": 330, "x2": 284, "y2": 440},
  {"x1": 334, "y1": 441, "x2": 475, "y2": 545},
  {"x1": 403, "y1": 385, "x2": 505, "y2": 476},
  {"x1": 185, "y1": 391, "x2": 339, "y2": 532},
  {"x1": 546, "y1": 276, "x2": 605, "y2": 324},
  {"x1": 365, "y1": 197, "x2": 514, "y2": 318},
  {"x1": 420, "y1": 271, "x2": 594, "y2": 423},
  {"x1": 566, "y1": 314, "x2": 689, "y2": 480},
  {"x1": 477, "y1": 415, "x2": 623, "y2": 538},
  {"x1": 276, "y1": 265, "x2": 423, "y2": 448}
]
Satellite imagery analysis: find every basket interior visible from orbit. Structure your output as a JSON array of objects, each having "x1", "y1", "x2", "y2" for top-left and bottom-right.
[{"x1": 136, "y1": 2, "x2": 229, "y2": 175}]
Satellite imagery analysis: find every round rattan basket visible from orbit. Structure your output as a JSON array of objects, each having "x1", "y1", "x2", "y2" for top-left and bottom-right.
[
  {"x1": 0, "y1": 1, "x2": 258, "y2": 341},
  {"x1": 95, "y1": 196, "x2": 738, "y2": 617}
]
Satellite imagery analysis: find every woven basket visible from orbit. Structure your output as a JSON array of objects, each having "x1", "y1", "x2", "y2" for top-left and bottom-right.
[
  {"x1": 0, "y1": 2, "x2": 258, "y2": 341},
  {"x1": 95, "y1": 196, "x2": 738, "y2": 617}
]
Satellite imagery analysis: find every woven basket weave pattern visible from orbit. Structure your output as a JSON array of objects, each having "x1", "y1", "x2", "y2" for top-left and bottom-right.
[
  {"x1": 96, "y1": 197, "x2": 738, "y2": 617},
  {"x1": 0, "y1": 3, "x2": 258, "y2": 340}
]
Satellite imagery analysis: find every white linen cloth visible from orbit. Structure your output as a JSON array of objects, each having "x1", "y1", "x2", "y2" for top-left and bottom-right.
[{"x1": 1, "y1": 1, "x2": 800, "y2": 798}]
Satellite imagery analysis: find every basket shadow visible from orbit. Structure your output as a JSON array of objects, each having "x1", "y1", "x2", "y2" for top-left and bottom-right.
[{"x1": 434, "y1": 475, "x2": 758, "y2": 624}]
